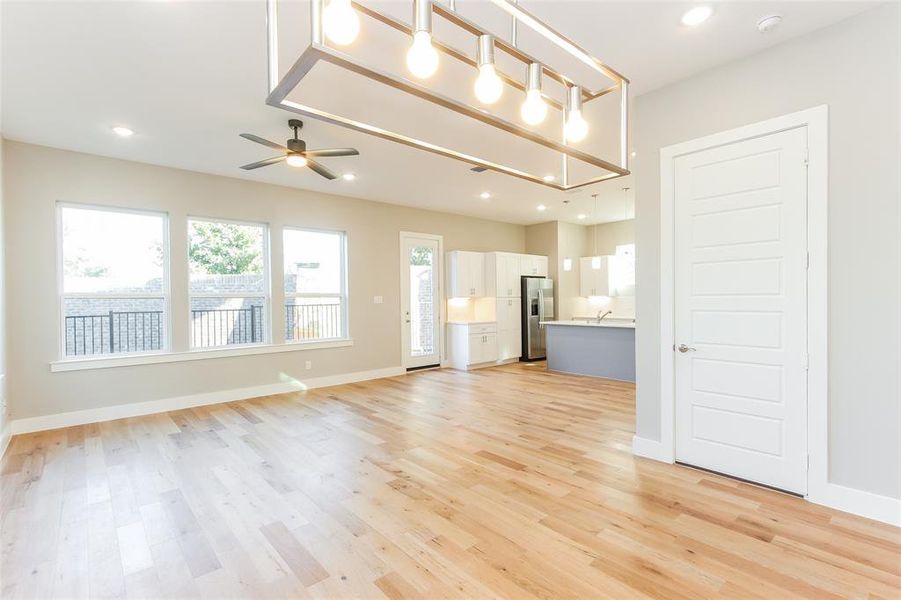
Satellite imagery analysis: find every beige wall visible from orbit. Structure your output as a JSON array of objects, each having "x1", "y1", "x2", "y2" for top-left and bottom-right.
[
  {"x1": 633, "y1": 4, "x2": 900, "y2": 499},
  {"x1": 585, "y1": 219, "x2": 635, "y2": 319},
  {"x1": 524, "y1": 219, "x2": 637, "y2": 321},
  {"x1": 525, "y1": 221, "x2": 559, "y2": 317},
  {"x1": 588, "y1": 220, "x2": 634, "y2": 256},
  {"x1": 2, "y1": 141, "x2": 526, "y2": 420},
  {"x1": 556, "y1": 221, "x2": 590, "y2": 321}
]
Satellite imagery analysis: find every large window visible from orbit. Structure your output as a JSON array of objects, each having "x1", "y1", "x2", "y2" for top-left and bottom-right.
[
  {"x1": 60, "y1": 204, "x2": 168, "y2": 357},
  {"x1": 188, "y1": 218, "x2": 269, "y2": 348},
  {"x1": 283, "y1": 228, "x2": 347, "y2": 342}
]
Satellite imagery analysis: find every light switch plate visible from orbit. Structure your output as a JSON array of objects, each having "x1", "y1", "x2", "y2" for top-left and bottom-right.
[{"x1": 373, "y1": 296, "x2": 383, "y2": 304}]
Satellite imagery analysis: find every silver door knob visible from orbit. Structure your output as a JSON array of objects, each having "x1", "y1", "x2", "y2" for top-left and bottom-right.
[{"x1": 678, "y1": 344, "x2": 696, "y2": 353}]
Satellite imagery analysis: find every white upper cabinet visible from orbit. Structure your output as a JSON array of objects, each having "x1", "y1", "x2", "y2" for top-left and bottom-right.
[
  {"x1": 485, "y1": 252, "x2": 522, "y2": 297},
  {"x1": 580, "y1": 256, "x2": 615, "y2": 297},
  {"x1": 447, "y1": 251, "x2": 486, "y2": 298},
  {"x1": 520, "y1": 254, "x2": 548, "y2": 277},
  {"x1": 450, "y1": 251, "x2": 548, "y2": 300}
]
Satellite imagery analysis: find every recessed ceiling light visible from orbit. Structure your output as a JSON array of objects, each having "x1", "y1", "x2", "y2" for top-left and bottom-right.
[
  {"x1": 342, "y1": 173, "x2": 356, "y2": 181},
  {"x1": 577, "y1": 213, "x2": 587, "y2": 220},
  {"x1": 543, "y1": 175, "x2": 556, "y2": 182},
  {"x1": 111, "y1": 126, "x2": 134, "y2": 137},
  {"x1": 536, "y1": 204, "x2": 547, "y2": 211},
  {"x1": 681, "y1": 6, "x2": 713, "y2": 26},
  {"x1": 480, "y1": 192, "x2": 491, "y2": 199},
  {"x1": 757, "y1": 14, "x2": 782, "y2": 33}
]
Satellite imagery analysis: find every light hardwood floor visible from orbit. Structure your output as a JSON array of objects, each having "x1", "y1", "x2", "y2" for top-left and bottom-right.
[{"x1": 2, "y1": 363, "x2": 899, "y2": 598}]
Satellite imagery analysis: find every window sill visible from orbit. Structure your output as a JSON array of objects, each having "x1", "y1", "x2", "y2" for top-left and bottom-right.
[{"x1": 49, "y1": 338, "x2": 354, "y2": 372}]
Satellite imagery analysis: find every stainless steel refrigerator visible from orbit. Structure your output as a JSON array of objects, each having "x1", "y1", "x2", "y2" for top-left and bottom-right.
[{"x1": 521, "y1": 276, "x2": 554, "y2": 361}]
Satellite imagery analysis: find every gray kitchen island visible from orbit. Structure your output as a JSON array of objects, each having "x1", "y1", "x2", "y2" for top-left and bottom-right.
[{"x1": 541, "y1": 319, "x2": 635, "y2": 382}]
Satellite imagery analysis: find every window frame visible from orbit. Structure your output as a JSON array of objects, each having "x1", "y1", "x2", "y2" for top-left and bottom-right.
[
  {"x1": 56, "y1": 202, "x2": 172, "y2": 360},
  {"x1": 186, "y1": 215, "x2": 272, "y2": 350},
  {"x1": 282, "y1": 225, "x2": 349, "y2": 344}
]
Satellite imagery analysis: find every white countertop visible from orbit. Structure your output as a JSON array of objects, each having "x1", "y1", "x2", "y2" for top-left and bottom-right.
[
  {"x1": 447, "y1": 320, "x2": 496, "y2": 325},
  {"x1": 541, "y1": 319, "x2": 636, "y2": 329}
]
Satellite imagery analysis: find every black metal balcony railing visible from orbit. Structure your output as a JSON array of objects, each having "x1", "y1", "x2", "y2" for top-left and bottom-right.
[
  {"x1": 285, "y1": 303, "x2": 341, "y2": 341},
  {"x1": 65, "y1": 304, "x2": 343, "y2": 357},
  {"x1": 65, "y1": 310, "x2": 164, "y2": 356},
  {"x1": 191, "y1": 306, "x2": 262, "y2": 348}
]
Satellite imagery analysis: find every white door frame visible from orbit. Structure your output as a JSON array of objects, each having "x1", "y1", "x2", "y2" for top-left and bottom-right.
[
  {"x1": 657, "y1": 106, "x2": 829, "y2": 500},
  {"x1": 399, "y1": 231, "x2": 444, "y2": 369}
]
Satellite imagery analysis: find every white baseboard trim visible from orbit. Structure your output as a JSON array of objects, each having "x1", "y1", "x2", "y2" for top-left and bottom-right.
[
  {"x1": 809, "y1": 482, "x2": 901, "y2": 527},
  {"x1": 631, "y1": 435, "x2": 673, "y2": 463},
  {"x1": 631, "y1": 436, "x2": 900, "y2": 527},
  {"x1": 8, "y1": 366, "x2": 405, "y2": 437},
  {"x1": 0, "y1": 423, "x2": 10, "y2": 458}
]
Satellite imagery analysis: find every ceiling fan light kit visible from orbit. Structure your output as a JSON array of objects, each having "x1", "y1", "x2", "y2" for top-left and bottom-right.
[
  {"x1": 239, "y1": 118, "x2": 360, "y2": 179},
  {"x1": 263, "y1": 0, "x2": 630, "y2": 190}
]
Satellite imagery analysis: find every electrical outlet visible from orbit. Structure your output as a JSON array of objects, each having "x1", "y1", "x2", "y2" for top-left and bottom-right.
[
  {"x1": 373, "y1": 295, "x2": 383, "y2": 304},
  {"x1": 305, "y1": 360, "x2": 312, "y2": 370}
]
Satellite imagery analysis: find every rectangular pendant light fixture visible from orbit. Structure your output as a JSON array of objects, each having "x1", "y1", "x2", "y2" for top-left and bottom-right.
[{"x1": 265, "y1": 0, "x2": 631, "y2": 190}]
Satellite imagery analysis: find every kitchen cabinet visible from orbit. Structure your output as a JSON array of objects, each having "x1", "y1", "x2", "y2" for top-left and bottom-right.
[
  {"x1": 520, "y1": 254, "x2": 548, "y2": 277},
  {"x1": 580, "y1": 256, "x2": 614, "y2": 297},
  {"x1": 485, "y1": 252, "x2": 522, "y2": 297},
  {"x1": 469, "y1": 331, "x2": 498, "y2": 365},
  {"x1": 446, "y1": 251, "x2": 486, "y2": 298},
  {"x1": 496, "y1": 297, "x2": 522, "y2": 360},
  {"x1": 447, "y1": 322, "x2": 498, "y2": 369}
]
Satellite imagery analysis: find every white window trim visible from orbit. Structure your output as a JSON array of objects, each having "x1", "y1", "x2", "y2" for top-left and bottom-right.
[
  {"x1": 187, "y1": 215, "x2": 272, "y2": 349},
  {"x1": 282, "y1": 226, "x2": 349, "y2": 344},
  {"x1": 49, "y1": 338, "x2": 354, "y2": 372},
  {"x1": 57, "y1": 202, "x2": 172, "y2": 359}
]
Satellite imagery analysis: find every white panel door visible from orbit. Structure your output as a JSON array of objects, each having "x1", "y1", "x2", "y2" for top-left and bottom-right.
[{"x1": 674, "y1": 126, "x2": 808, "y2": 494}]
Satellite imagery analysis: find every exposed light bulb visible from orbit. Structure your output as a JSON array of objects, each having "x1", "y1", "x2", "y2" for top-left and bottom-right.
[
  {"x1": 565, "y1": 86, "x2": 588, "y2": 142},
  {"x1": 406, "y1": 31, "x2": 439, "y2": 78},
  {"x1": 474, "y1": 35, "x2": 502, "y2": 104},
  {"x1": 565, "y1": 110, "x2": 589, "y2": 142},
  {"x1": 474, "y1": 64, "x2": 503, "y2": 104},
  {"x1": 521, "y1": 89, "x2": 547, "y2": 125},
  {"x1": 520, "y1": 63, "x2": 547, "y2": 125},
  {"x1": 322, "y1": 0, "x2": 359, "y2": 46},
  {"x1": 286, "y1": 154, "x2": 308, "y2": 168}
]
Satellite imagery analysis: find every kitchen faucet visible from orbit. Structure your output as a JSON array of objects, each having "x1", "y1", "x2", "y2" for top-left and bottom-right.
[{"x1": 596, "y1": 309, "x2": 612, "y2": 323}]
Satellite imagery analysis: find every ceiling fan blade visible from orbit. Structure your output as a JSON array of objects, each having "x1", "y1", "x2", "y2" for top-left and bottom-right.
[
  {"x1": 307, "y1": 159, "x2": 337, "y2": 180},
  {"x1": 240, "y1": 133, "x2": 287, "y2": 151},
  {"x1": 304, "y1": 148, "x2": 360, "y2": 157},
  {"x1": 240, "y1": 155, "x2": 285, "y2": 170}
]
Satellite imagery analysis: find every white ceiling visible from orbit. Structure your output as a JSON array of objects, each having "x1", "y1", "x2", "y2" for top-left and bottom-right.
[{"x1": 1, "y1": 0, "x2": 874, "y2": 225}]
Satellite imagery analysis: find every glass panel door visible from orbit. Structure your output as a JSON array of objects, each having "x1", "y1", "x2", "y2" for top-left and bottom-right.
[{"x1": 401, "y1": 234, "x2": 441, "y2": 369}]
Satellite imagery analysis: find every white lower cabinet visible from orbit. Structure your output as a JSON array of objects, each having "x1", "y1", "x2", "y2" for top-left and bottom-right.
[
  {"x1": 447, "y1": 322, "x2": 498, "y2": 369},
  {"x1": 469, "y1": 332, "x2": 497, "y2": 365}
]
